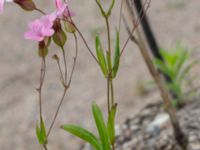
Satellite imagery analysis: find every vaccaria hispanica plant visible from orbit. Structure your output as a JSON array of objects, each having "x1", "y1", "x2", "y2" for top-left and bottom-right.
[
  {"x1": 153, "y1": 44, "x2": 198, "y2": 108},
  {"x1": 0, "y1": 0, "x2": 150, "y2": 149}
]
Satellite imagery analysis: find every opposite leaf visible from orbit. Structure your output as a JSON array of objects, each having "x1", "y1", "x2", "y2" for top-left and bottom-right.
[
  {"x1": 61, "y1": 124, "x2": 102, "y2": 150},
  {"x1": 36, "y1": 118, "x2": 47, "y2": 145},
  {"x1": 95, "y1": 36, "x2": 108, "y2": 77},
  {"x1": 92, "y1": 102, "x2": 111, "y2": 150},
  {"x1": 107, "y1": 104, "x2": 117, "y2": 144},
  {"x1": 112, "y1": 31, "x2": 120, "y2": 78}
]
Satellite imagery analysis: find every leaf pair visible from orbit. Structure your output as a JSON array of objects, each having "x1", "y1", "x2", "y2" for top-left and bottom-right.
[
  {"x1": 62, "y1": 102, "x2": 117, "y2": 150},
  {"x1": 95, "y1": 31, "x2": 120, "y2": 78},
  {"x1": 36, "y1": 118, "x2": 47, "y2": 145}
]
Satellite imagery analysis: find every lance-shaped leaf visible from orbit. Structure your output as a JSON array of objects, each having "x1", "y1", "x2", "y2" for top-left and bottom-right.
[
  {"x1": 61, "y1": 125, "x2": 102, "y2": 150},
  {"x1": 36, "y1": 118, "x2": 47, "y2": 145},
  {"x1": 95, "y1": 35, "x2": 108, "y2": 77},
  {"x1": 112, "y1": 31, "x2": 120, "y2": 78},
  {"x1": 92, "y1": 102, "x2": 110, "y2": 150},
  {"x1": 107, "y1": 104, "x2": 117, "y2": 144}
]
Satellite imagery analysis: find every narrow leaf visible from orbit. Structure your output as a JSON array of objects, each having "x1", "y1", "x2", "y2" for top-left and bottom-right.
[
  {"x1": 107, "y1": 104, "x2": 117, "y2": 144},
  {"x1": 112, "y1": 31, "x2": 120, "y2": 78},
  {"x1": 92, "y1": 102, "x2": 110, "y2": 150},
  {"x1": 36, "y1": 123, "x2": 43, "y2": 144},
  {"x1": 40, "y1": 118, "x2": 47, "y2": 144},
  {"x1": 61, "y1": 124, "x2": 102, "y2": 150},
  {"x1": 95, "y1": 36, "x2": 108, "y2": 76}
]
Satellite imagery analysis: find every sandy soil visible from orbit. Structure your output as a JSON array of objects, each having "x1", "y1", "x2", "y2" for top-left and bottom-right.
[{"x1": 0, "y1": 0, "x2": 200, "y2": 150}]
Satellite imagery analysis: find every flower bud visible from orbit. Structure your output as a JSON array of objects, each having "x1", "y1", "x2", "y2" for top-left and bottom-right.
[
  {"x1": 53, "y1": 19, "x2": 67, "y2": 47},
  {"x1": 14, "y1": 0, "x2": 36, "y2": 11},
  {"x1": 64, "y1": 21, "x2": 76, "y2": 33},
  {"x1": 52, "y1": 54, "x2": 59, "y2": 61},
  {"x1": 38, "y1": 41, "x2": 48, "y2": 57}
]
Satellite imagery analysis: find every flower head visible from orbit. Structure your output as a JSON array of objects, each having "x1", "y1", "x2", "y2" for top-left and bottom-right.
[
  {"x1": 24, "y1": 14, "x2": 57, "y2": 41},
  {"x1": 0, "y1": 0, "x2": 12, "y2": 14}
]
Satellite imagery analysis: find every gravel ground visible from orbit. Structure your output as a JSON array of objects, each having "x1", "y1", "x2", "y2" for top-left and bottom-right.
[{"x1": 0, "y1": 0, "x2": 200, "y2": 150}]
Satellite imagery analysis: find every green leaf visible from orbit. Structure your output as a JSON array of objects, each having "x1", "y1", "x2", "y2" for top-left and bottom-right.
[
  {"x1": 61, "y1": 125, "x2": 102, "y2": 150},
  {"x1": 95, "y1": 35, "x2": 108, "y2": 77},
  {"x1": 112, "y1": 31, "x2": 120, "y2": 78},
  {"x1": 92, "y1": 102, "x2": 110, "y2": 150},
  {"x1": 153, "y1": 58, "x2": 174, "y2": 79},
  {"x1": 36, "y1": 123, "x2": 43, "y2": 144},
  {"x1": 36, "y1": 118, "x2": 47, "y2": 145},
  {"x1": 40, "y1": 118, "x2": 47, "y2": 144},
  {"x1": 107, "y1": 104, "x2": 117, "y2": 144},
  {"x1": 178, "y1": 60, "x2": 198, "y2": 83},
  {"x1": 174, "y1": 48, "x2": 188, "y2": 75}
]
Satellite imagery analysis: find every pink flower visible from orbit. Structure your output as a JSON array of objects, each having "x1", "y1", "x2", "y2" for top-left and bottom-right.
[
  {"x1": 0, "y1": 0, "x2": 12, "y2": 14},
  {"x1": 24, "y1": 14, "x2": 57, "y2": 41},
  {"x1": 55, "y1": 0, "x2": 74, "y2": 19}
]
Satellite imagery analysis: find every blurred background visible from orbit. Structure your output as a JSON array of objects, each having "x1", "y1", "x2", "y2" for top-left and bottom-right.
[{"x1": 0, "y1": 0, "x2": 200, "y2": 149}]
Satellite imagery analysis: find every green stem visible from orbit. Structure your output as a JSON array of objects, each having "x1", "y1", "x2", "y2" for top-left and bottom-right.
[
  {"x1": 61, "y1": 46, "x2": 67, "y2": 84},
  {"x1": 107, "y1": 77, "x2": 111, "y2": 113},
  {"x1": 110, "y1": 79, "x2": 114, "y2": 107}
]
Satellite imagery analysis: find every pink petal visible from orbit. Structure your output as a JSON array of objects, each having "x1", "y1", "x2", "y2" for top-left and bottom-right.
[
  {"x1": 55, "y1": 0, "x2": 62, "y2": 10},
  {"x1": 24, "y1": 31, "x2": 44, "y2": 42},
  {"x1": 41, "y1": 28, "x2": 55, "y2": 37},
  {"x1": 0, "y1": 0, "x2": 5, "y2": 14}
]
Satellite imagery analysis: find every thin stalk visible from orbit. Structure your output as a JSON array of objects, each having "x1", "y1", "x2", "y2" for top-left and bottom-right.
[
  {"x1": 61, "y1": 47, "x2": 68, "y2": 84},
  {"x1": 110, "y1": 79, "x2": 115, "y2": 107},
  {"x1": 56, "y1": 59, "x2": 65, "y2": 85},
  {"x1": 118, "y1": 0, "x2": 124, "y2": 32},
  {"x1": 43, "y1": 144, "x2": 48, "y2": 150},
  {"x1": 120, "y1": 0, "x2": 151, "y2": 57},
  {"x1": 72, "y1": 22, "x2": 99, "y2": 64},
  {"x1": 38, "y1": 58, "x2": 46, "y2": 123},
  {"x1": 68, "y1": 33, "x2": 78, "y2": 87},
  {"x1": 107, "y1": 77, "x2": 111, "y2": 113},
  {"x1": 47, "y1": 88, "x2": 68, "y2": 137},
  {"x1": 35, "y1": 8, "x2": 46, "y2": 15}
]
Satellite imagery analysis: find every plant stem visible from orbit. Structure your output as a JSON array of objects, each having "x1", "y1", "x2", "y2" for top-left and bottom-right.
[
  {"x1": 61, "y1": 47, "x2": 68, "y2": 84},
  {"x1": 118, "y1": 0, "x2": 124, "y2": 32},
  {"x1": 107, "y1": 77, "x2": 111, "y2": 113},
  {"x1": 43, "y1": 144, "x2": 48, "y2": 150},
  {"x1": 110, "y1": 79, "x2": 114, "y2": 107},
  {"x1": 38, "y1": 58, "x2": 46, "y2": 124},
  {"x1": 47, "y1": 87, "x2": 68, "y2": 137},
  {"x1": 105, "y1": 14, "x2": 116, "y2": 150},
  {"x1": 71, "y1": 22, "x2": 99, "y2": 64}
]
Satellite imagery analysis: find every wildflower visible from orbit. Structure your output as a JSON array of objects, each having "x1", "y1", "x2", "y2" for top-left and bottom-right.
[
  {"x1": 24, "y1": 14, "x2": 57, "y2": 41},
  {"x1": 0, "y1": 0, "x2": 12, "y2": 14}
]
